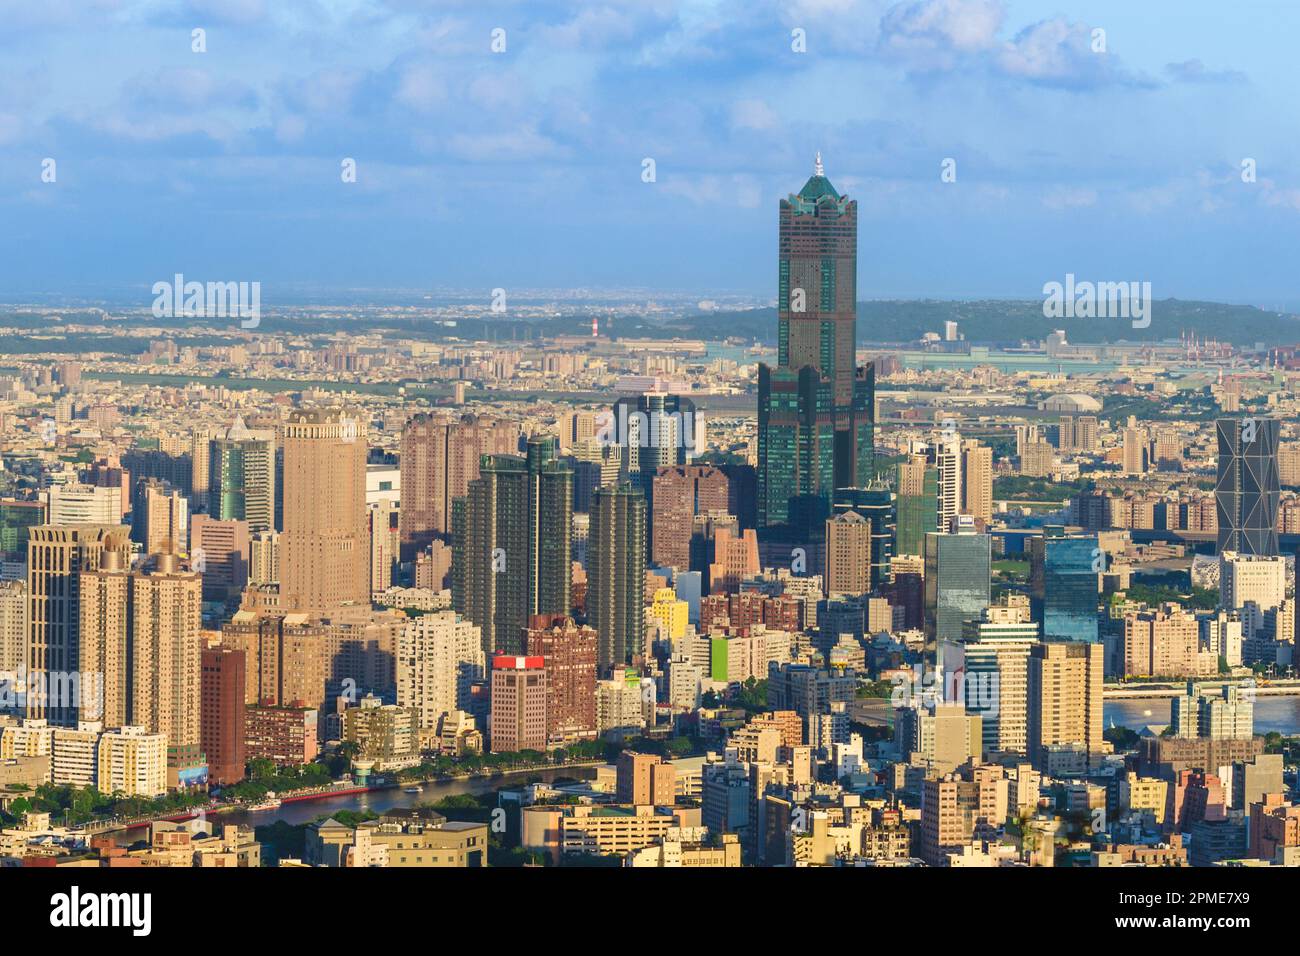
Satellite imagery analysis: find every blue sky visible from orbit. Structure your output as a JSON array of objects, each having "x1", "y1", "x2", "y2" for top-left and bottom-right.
[{"x1": 1, "y1": 0, "x2": 1298, "y2": 307}]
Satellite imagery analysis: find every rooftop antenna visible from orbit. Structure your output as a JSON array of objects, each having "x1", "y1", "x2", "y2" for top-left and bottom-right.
[{"x1": 815, "y1": 151, "x2": 824, "y2": 176}]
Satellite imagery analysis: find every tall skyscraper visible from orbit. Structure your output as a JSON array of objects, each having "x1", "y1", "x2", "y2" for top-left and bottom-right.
[
  {"x1": 588, "y1": 482, "x2": 647, "y2": 668},
  {"x1": 928, "y1": 435, "x2": 963, "y2": 532},
  {"x1": 650, "y1": 464, "x2": 732, "y2": 569},
  {"x1": 27, "y1": 524, "x2": 130, "y2": 725},
  {"x1": 923, "y1": 523, "x2": 991, "y2": 648},
  {"x1": 123, "y1": 552, "x2": 203, "y2": 756},
  {"x1": 961, "y1": 441, "x2": 993, "y2": 523},
  {"x1": 526, "y1": 614, "x2": 598, "y2": 744},
  {"x1": 824, "y1": 510, "x2": 871, "y2": 597},
  {"x1": 200, "y1": 645, "x2": 246, "y2": 786},
  {"x1": 280, "y1": 408, "x2": 369, "y2": 614},
  {"x1": 452, "y1": 436, "x2": 572, "y2": 655},
  {"x1": 833, "y1": 486, "x2": 893, "y2": 590},
  {"x1": 399, "y1": 412, "x2": 519, "y2": 561},
  {"x1": 896, "y1": 457, "x2": 939, "y2": 558},
  {"x1": 208, "y1": 418, "x2": 276, "y2": 532},
  {"x1": 1029, "y1": 531, "x2": 1100, "y2": 643},
  {"x1": 1027, "y1": 640, "x2": 1104, "y2": 775},
  {"x1": 1216, "y1": 416, "x2": 1280, "y2": 556},
  {"x1": 758, "y1": 155, "x2": 874, "y2": 532}
]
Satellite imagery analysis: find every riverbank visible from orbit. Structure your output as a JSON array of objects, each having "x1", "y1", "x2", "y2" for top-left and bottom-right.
[{"x1": 103, "y1": 762, "x2": 606, "y2": 843}]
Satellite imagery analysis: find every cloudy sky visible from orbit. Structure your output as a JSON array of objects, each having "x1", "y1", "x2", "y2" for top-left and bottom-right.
[{"x1": 0, "y1": 0, "x2": 1295, "y2": 306}]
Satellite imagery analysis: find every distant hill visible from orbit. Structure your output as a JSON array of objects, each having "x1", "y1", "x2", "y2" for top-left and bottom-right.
[{"x1": 670, "y1": 299, "x2": 1300, "y2": 348}]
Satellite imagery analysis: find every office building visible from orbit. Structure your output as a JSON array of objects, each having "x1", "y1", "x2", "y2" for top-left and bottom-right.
[
  {"x1": 757, "y1": 156, "x2": 873, "y2": 531},
  {"x1": 200, "y1": 646, "x2": 246, "y2": 786},
  {"x1": 489, "y1": 654, "x2": 547, "y2": 753},
  {"x1": 923, "y1": 526, "x2": 991, "y2": 647},
  {"x1": 27, "y1": 524, "x2": 131, "y2": 725},
  {"x1": 588, "y1": 482, "x2": 647, "y2": 668},
  {"x1": 1216, "y1": 416, "x2": 1280, "y2": 556},
  {"x1": 208, "y1": 419, "x2": 276, "y2": 532}
]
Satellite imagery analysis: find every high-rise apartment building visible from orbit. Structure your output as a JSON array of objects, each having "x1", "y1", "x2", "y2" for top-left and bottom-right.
[
  {"x1": 280, "y1": 408, "x2": 369, "y2": 614},
  {"x1": 929, "y1": 436, "x2": 963, "y2": 531},
  {"x1": 396, "y1": 610, "x2": 485, "y2": 731},
  {"x1": 525, "y1": 614, "x2": 598, "y2": 744},
  {"x1": 27, "y1": 524, "x2": 131, "y2": 725},
  {"x1": 369, "y1": 499, "x2": 400, "y2": 594},
  {"x1": 124, "y1": 552, "x2": 203, "y2": 753},
  {"x1": 452, "y1": 436, "x2": 572, "y2": 655},
  {"x1": 200, "y1": 645, "x2": 246, "y2": 785},
  {"x1": 399, "y1": 412, "x2": 519, "y2": 561},
  {"x1": 824, "y1": 510, "x2": 871, "y2": 597},
  {"x1": 758, "y1": 156, "x2": 873, "y2": 532},
  {"x1": 1216, "y1": 416, "x2": 1280, "y2": 556},
  {"x1": 1027, "y1": 640, "x2": 1104, "y2": 775},
  {"x1": 961, "y1": 441, "x2": 993, "y2": 523},
  {"x1": 651, "y1": 465, "x2": 732, "y2": 569},
  {"x1": 132, "y1": 479, "x2": 188, "y2": 556},
  {"x1": 589, "y1": 482, "x2": 647, "y2": 668},
  {"x1": 0, "y1": 580, "x2": 27, "y2": 673}
]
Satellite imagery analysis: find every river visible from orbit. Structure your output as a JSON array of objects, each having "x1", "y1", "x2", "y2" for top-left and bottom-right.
[
  {"x1": 108, "y1": 765, "x2": 598, "y2": 846},
  {"x1": 1104, "y1": 695, "x2": 1300, "y2": 735}
]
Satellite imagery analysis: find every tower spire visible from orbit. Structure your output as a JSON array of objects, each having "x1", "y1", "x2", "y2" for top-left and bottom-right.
[{"x1": 814, "y1": 151, "x2": 824, "y2": 176}]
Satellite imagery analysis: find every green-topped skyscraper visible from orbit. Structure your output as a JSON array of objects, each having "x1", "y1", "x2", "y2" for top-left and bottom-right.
[{"x1": 758, "y1": 154, "x2": 873, "y2": 536}]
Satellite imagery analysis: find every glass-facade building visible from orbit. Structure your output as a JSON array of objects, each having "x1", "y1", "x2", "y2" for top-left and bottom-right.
[
  {"x1": 452, "y1": 436, "x2": 572, "y2": 655},
  {"x1": 1215, "y1": 416, "x2": 1279, "y2": 556},
  {"x1": 758, "y1": 157, "x2": 874, "y2": 536},
  {"x1": 923, "y1": 531, "x2": 991, "y2": 647},
  {"x1": 1033, "y1": 534, "x2": 1101, "y2": 643},
  {"x1": 895, "y1": 465, "x2": 938, "y2": 557}
]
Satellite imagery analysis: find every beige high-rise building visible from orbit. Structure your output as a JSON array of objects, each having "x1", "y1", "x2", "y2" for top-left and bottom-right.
[
  {"x1": 1122, "y1": 420, "x2": 1148, "y2": 475},
  {"x1": 1019, "y1": 442, "x2": 1054, "y2": 478},
  {"x1": 1123, "y1": 604, "x2": 1213, "y2": 678},
  {"x1": 369, "y1": 499, "x2": 400, "y2": 595},
  {"x1": 824, "y1": 511, "x2": 872, "y2": 596},
  {"x1": 904, "y1": 701, "x2": 982, "y2": 775},
  {"x1": 961, "y1": 442, "x2": 993, "y2": 522},
  {"x1": 1027, "y1": 641, "x2": 1104, "y2": 775},
  {"x1": 280, "y1": 408, "x2": 369, "y2": 614},
  {"x1": 127, "y1": 552, "x2": 202, "y2": 751},
  {"x1": 189, "y1": 425, "x2": 220, "y2": 511},
  {"x1": 78, "y1": 548, "x2": 131, "y2": 728},
  {"x1": 0, "y1": 580, "x2": 26, "y2": 672},
  {"x1": 27, "y1": 524, "x2": 131, "y2": 725},
  {"x1": 1279, "y1": 443, "x2": 1300, "y2": 488},
  {"x1": 249, "y1": 530, "x2": 279, "y2": 585},
  {"x1": 138, "y1": 480, "x2": 188, "y2": 556}
]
